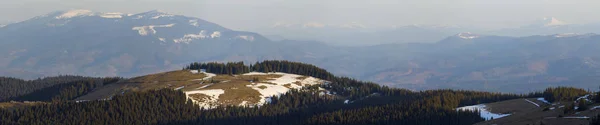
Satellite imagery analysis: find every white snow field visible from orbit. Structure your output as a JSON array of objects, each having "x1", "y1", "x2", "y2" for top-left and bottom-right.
[
  {"x1": 182, "y1": 72, "x2": 327, "y2": 109},
  {"x1": 456, "y1": 104, "x2": 511, "y2": 120},
  {"x1": 243, "y1": 72, "x2": 327, "y2": 106}
]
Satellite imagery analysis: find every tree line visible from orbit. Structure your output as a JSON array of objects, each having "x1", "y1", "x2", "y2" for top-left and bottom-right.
[
  {"x1": 185, "y1": 60, "x2": 334, "y2": 80},
  {"x1": 542, "y1": 87, "x2": 589, "y2": 102},
  {"x1": 9, "y1": 77, "x2": 120, "y2": 102}
]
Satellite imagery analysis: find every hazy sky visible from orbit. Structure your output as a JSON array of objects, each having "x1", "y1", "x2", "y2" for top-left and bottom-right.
[{"x1": 2, "y1": 0, "x2": 600, "y2": 30}]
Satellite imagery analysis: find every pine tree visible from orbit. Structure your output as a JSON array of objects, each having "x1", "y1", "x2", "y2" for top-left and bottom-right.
[{"x1": 577, "y1": 99, "x2": 588, "y2": 111}]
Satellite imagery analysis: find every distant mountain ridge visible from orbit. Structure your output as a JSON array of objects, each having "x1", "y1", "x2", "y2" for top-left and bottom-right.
[{"x1": 2, "y1": 10, "x2": 600, "y2": 93}]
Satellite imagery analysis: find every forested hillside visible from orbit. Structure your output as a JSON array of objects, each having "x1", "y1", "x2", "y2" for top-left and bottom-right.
[
  {"x1": 0, "y1": 76, "x2": 121, "y2": 101},
  {"x1": 0, "y1": 61, "x2": 555, "y2": 125}
]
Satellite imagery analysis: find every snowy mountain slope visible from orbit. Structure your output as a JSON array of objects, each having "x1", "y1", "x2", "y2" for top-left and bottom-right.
[{"x1": 0, "y1": 10, "x2": 297, "y2": 78}]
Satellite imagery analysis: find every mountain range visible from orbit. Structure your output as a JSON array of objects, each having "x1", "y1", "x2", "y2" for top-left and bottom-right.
[
  {"x1": 257, "y1": 17, "x2": 600, "y2": 46},
  {"x1": 1, "y1": 10, "x2": 600, "y2": 93}
]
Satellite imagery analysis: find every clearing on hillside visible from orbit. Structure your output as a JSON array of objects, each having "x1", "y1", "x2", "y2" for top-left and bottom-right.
[{"x1": 75, "y1": 70, "x2": 330, "y2": 109}]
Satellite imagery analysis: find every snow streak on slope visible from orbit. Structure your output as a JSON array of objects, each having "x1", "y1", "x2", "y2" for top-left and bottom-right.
[
  {"x1": 457, "y1": 32, "x2": 479, "y2": 39},
  {"x1": 236, "y1": 35, "x2": 255, "y2": 41},
  {"x1": 189, "y1": 20, "x2": 199, "y2": 27},
  {"x1": 456, "y1": 104, "x2": 511, "y2": 120},
  {"x1": 536, "y1": 98, "x2": 551, "y2": 104},
  {"x1": 525, "y1": 99, "x2": 540, "y2": 107},
  {"x1": 132, "y1": 24, "x2": 176, "y2": 36}
]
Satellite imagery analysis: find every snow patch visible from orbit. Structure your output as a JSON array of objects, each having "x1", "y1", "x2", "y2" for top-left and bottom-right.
[
  {"x1": 174, "y1": 86, "x2": 185, "y2": 90},
  {"x1": 537, "y1": 98, "x2": 551, "y2": 104},
  {"x1": 185, "y1": 89, "x2": 225, "y2": 109},
  {"x1": 553, "y1": 33, "x2": 580, "y2": 38},
  {"x1": 243, "y1": 72, "x2": 269, "y2": 75},
  {"x1": 189, "y1": 20, "x2": 199, "y2": 27},
  {"x1": 158, "y1": 38, "x2": 166, "y2": 42},
  {"x1": 173, "y1": 30, "x2": 208, "y2": 43},
  {"x1": 201, "y1": 70, "x2": 216, "y2": 80},
  {"x1": 211, "y1": 31, "x2": 221, "y2": 38},
  {"x1": 303, "y1": 22, "x2": 326, "y2": 28},
  {"x1": 344, "y1": 100, "x2": 350, "y2": 104},
  {"x1": 190, "y1": 70, "x2": 199, "y2": 74},
  {"x1": 575, "y1": 94, "x2": 592, "y2": 103},
  {"x1": 151, "y1": 14, "x2": 174, "y2": 19},
  {"x1": 236, "y1": 35, "x2": 255, "y2": 41},
  {"x1": 55, "y1": 9, "x2": 94, "y2": 19},
  {"x1": 247, "y1": 83, "x2": 290, "y2": 105},
  {"x1": 132, "y1": 24, "x2": 175, "y2": 36},
  {"x1": 563, "y1": 116, "x2": 590, "y2": 119},
  {"x1": 133, "y1": 15, "x2": 143, "y2": 19},
  {"x1": 243, "y1": 72, "x2": 327, "y2": 106},
  {"x1": 196, "y1": 84, "x2": 213, "y2": 89},
  {"x1": 456, "y1": 104, "x2": 511, "y2": 120},
  {"x1": 525, "y1": 99, "x2": 540, "y2": 107},
  {"x1": 239, "y1": 101, "x2": 249, "y2": 106},
  {"x1": 457, "y1": 32, "x2": 479, "y2": 39},
  {"x1": 99, "y1": 12, "x2": 125, "y2": 18}
]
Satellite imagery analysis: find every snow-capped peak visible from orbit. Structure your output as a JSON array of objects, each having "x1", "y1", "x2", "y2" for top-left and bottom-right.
[
  {"x1": 542, "y1": 17, "x2": 567, "y2": 26},
  {"x1": 456, "y1": 32, "x2": 480, "y2": 39},
  {"x1": 55, "y1": 9, "x2": 94, "y2": 19},
  {"x1": 134, "y1": 10, "x2": 175, "y2": 19},
  {"x1": 0, "y1": 24, "x2": 5, "y2": 28}
]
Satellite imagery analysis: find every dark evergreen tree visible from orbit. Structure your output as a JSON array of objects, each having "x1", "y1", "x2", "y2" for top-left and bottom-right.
[{"x1": 577, "y1": 99, "x2": 588, "y2": 111}]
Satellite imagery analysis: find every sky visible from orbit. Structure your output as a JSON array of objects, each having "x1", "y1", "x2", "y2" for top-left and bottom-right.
[{"x1": 2, "y1": 0, "x2": 600, "y2": 30}]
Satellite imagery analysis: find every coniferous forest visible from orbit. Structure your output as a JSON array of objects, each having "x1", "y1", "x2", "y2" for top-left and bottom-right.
[{"x1": 1, "y1": 60, "x2": 595, "y2": 125}]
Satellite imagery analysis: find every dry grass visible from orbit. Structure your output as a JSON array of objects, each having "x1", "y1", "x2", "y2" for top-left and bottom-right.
[
  {"x1": 283, "y1": 84, "x2": 292, "y2": 88},
  {"x1": 189, "y1": 74, "x2": 282, "y2": 106},
  {"x1": 475, "y1": 98, "x2": 599, "y2": 125},
  {"x1": 296, "y1": 76, "x2": 308, "y2": 80},
  {"x1": 0, "y1": 101, "x2": 44, "y2": 110},
  {"x1": 258, "y1": 85, "x2": 268, "y2": 89},
  {"x1": 124, "y1": 70, "x2": 207, "y2": 91},
  {"x1": 116, "y1": 71, "x2": 318, "y2": 107},
  {"x1": 188, "y1": 94, "x2": 212, "y2": 102},
  {"x1": 293, "y1": 81, "x2": 303, "y2": 86}
]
